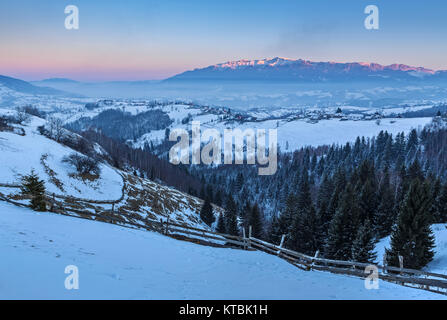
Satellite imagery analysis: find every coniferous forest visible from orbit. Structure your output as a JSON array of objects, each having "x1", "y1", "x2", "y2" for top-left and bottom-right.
[
  {"x1": 75, "y1": 119, "x2": 447, "y2": 270},
  {"x1": 189, "y1": 123, "x2": 447, "y2": 269}
]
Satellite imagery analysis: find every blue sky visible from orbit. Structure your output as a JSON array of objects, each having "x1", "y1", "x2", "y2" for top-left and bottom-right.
[{"x1": 0, "y1": 0, "x2": 446, "y2": 81}]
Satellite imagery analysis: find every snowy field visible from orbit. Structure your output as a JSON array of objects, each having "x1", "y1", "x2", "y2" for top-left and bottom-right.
[
  {"x1": 261, "y1": 117, "x2": 431, "y2": 150},
  {"x1": 0, "y1": 202, "x2": 444, "y2": 300},
  {"x1": 129, "y1": 104, "x2": 432, "y2": 151},
  {"x1": 0, "y1": 109, "x2": 123, "y2": 201}
]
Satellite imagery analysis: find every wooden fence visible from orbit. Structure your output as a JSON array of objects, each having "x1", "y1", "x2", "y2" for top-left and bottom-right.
[
  {"x1": 2, "y1": 193, "x2": 447, "y2": 296},
  {"x1": 156, "y1": 221, "x2": 447, "y2": 296}
]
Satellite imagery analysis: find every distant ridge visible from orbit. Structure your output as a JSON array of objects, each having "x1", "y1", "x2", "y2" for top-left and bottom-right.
[
  {"x1": 0, "y1": 75, "x2": 76, "y2": 96},
  {"x1": 166, "y1": 57, "x2": 446, "y2": 82},
  {"x1": 38, "y1": 78, "x2": 80, "y2": 84}
]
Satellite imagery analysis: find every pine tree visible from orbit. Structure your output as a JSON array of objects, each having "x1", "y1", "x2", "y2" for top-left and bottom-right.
[
  {"x1": 268, "y1": 214, "x2": 283, "y2": 244},
  {"x1": 21, "y1": 170, "x2": 46, "y2": 211},
  {"x1": 351, "y1": 219, "x2": 377, "y2": 263},
  {"x1": 200, "y1": 197, "x2": 215, "y2": 227},
  {"x1": 407, "y1": 160, "x2": 424, "y2": 182},
  {"x1": 214, "y1": 189, "x2": 223, "y2": 207},
  {"x1": 386, "y1": 180, "x2": 435, "y2": 269},
  {"x1": 206, "y1": 185, "x2": 214, "y2": 204},
  {"x1": 289, "y1": 205, "x2": 322, "y2": 255},
  {"x1": 216, "y1": 213, "x2": 226, "y2": 234},
  {"x1": 353, "y1": 161, "x2": 378, "y2": 223},
  {"x1": 235, "y1": 173, "x2": 244, "y2": 192},
  {"x1": 297, "y1": 171, "x2": 312, "y2": 211},
  {"x1": 240, "y1": 201, "x2": 252, "y2": 230},
  {"x1": 435, "y1": 182, "x2": 447, "y2": 223},
  {"x1": 429, "y1": 178, "x2": 442, "y2": 223},
  {"x1": 375, "y1": 167, "x2": 396, "y2": 237},
  {"x1": 225, "y1": 210, "x2": 239, "y2": 236},
  {"x1": 406, "y1": 129, "x2": 419, "y2": 160},
  {"x1": 224, "y1": 195, "x2": 239, "y2": 236},
  {"x1": 275, "y1": 193, "x2": 298, "y2": 241},
  {"x1": 316, "y1": 175, "x2": 333, "y2": 237},
  {"x1": 325, "y1": 184, "x2": 361, "y2": 260},
  {"x1": 249, "y1": 203, "x2": 264, "y2": 239}
]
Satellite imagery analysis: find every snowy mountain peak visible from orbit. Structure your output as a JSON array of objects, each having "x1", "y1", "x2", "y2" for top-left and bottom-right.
[
  {"x1": 211, "y1": 58, "x2": 436, "y2": 74},
  {"x1": 212, "y1": 57, "x2": 297, "y2": 69},
  {"x1": 168, "y1": 57, "x2": 442, "y2": 82}
]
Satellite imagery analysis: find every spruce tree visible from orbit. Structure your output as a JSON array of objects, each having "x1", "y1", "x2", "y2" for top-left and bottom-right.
[
  {"x1": 268, "y1": 214, "x2": 283, "y2": 244},
  {"x1": 240, "y1": 201, "x2": 252, "y2": 230},
  {"x1": 214, "y1": 189, "x2": 222, "y2": 207},
  {"x1": 216, "y1": 213, "x2": 226, "y2": 234},
  {"x1": 375, "y1": 168, "x2": 396, "y2": 237},
  {"x1": 386, "y1": 180, "x2": 435, "y2": 269},
  {"x1": 297, "y1": 171, "x2": 312, "y2": 211},
  {"x1": 351, "y1": 219, "x2": 377, "y2": 263},
  {"x1": 317, "y1": 175, "x2": 333, "y2": 237},
  {"x1": 249, "y1": 203, "x2": 264, "y2": 239},
  {"x1": 290, "y1": 205, "x2": 322, "y2": 255},
  {"x1": 235, "y1": 173, "x2": 244, "y2": 192},
  {"x1": 435, "y1": 182, "x2": 447, "y2": 223},
  {"x1": 325, "y1": 184, "x2": 361, "y2": 260},
  {"x1": 224, "y1": 195, "x2": 239, "y2": 236},
  {"x1": 406, "y1": 129, "x2": 419, "y2": 160},
  {"x1": 200, "y1": 197, "x2": 215, "y2": 227},
  {"x1": 277, "y1": 193, "x2": 298, "y2": 239},
  {"x1": 225, "y1": 210, "x2": 239, "y2": 236},
  {"x1": 21, "y1": 170, "x2": 46, "y2": 211}
]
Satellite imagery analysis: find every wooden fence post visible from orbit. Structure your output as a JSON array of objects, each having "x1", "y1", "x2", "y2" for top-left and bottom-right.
[
  {"x1": 277, "y1": 234, "x2": 286, "y2": 256},
  {"x1": 242, "y1": 228, "x2": 247, "y2": 250},
  {"x1": 165, "y1": 218, "x2": 170, "y2": 235},
  {"x1": 311, "y1": 250, "x2": 320, "y2": 270},
  {"x1": 399, "y1": 255, "x2": 404, "y2": 275},
  {"x1": 248, "y1": 225, "x2": 252, "y2": 248},
  {"x1": 50, "y1": 193, "x2": 55, "y2": 212}
]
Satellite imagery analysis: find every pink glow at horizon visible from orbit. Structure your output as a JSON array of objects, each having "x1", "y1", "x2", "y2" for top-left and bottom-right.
[{"x1": 0, "y1": 54, "x2": 192, "y2": 81}]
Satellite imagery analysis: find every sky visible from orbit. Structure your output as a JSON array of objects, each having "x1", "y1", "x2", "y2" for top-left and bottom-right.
[{"x1": 0, "y1": 0, "x2": 447, "y2": 81}]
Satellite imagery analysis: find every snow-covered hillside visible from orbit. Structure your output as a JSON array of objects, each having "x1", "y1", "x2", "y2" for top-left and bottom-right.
[
  {"x1": 63, "y1": 102, "x2": 433, "y2": 152},
  {"x1": 0, "y1": 108, "x2": 217, "y2": 230},
  {"x1": 376, "y1": 224, "x2": 447, "y2": 275},
  {"x1": 0, "y1": 109, "x2": 123, "y2": 201},
  {"x1": 0, "y1": 202, "x2": 443, "y2": 300}
]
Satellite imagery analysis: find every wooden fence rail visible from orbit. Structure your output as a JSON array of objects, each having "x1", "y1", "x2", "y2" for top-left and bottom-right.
[{"x1": 248, "y1": 236, "x2": 447, "y2": 294}]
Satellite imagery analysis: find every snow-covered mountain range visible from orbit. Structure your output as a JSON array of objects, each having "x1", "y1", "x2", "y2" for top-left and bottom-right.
[{"x1": 167, "y1": 57, "x2": 447, "y2": 82}]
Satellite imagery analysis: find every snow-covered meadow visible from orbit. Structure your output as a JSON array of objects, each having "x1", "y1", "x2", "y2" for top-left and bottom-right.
[{"x1": 129, "y1": 104, "x2": 432, "y2": 151}]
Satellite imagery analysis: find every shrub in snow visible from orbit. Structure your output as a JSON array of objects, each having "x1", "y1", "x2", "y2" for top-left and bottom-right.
[
  {"x1": 46, "y1": 116, "x2": 64, "y2": 142},
  {"x1": 63, "y1": 153, "x2": 101, "y2": 177},
  {"x1": 17, "y1": 105, "x2": 45, "y2": 118},
  {"x1": 14, "y1": 108, "x2": 31, "y2": 124},
  {"x1": 0, "y1": 117, "x2": 12, "y2": 132}
]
